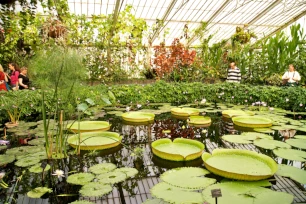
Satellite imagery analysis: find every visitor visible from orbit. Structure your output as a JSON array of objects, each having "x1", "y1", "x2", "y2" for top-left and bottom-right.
[
  {"x1": 282, "y1": 64, "x2": 301, "y2": 87},
  {"x1": 7, "y1": 63, "x2": 20, "y2": 90},
  {"x1": 0, "y1": 64, "x2": 8, "y2": 92},
  {"x1": 226, "y1": 62, "x2": 241, "y2": 83},
  {"x1": 18, "y1": 67, "x2": 30, "y2": 90}
]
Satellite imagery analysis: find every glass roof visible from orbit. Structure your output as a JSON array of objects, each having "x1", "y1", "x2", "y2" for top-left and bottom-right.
[{"x1": 30, "y1": 0, "x2": 306, "y2": 46}]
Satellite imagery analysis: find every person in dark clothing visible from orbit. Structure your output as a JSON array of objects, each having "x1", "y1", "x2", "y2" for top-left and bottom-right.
[{"x1": 18, "y1": 67, "x2": 30, "y2": 90}]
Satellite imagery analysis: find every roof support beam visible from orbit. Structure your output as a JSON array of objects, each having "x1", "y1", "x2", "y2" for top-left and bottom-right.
[
  {"x1": 262, "y1": 10, "x2": 306, "y2": 39},
  {"x1": 187, "y1": 0, "x2": 232, "y2": 46},
  {"x1": 247, "y1": 0, "x2": 281, "y2": 25},
  {"x1": 150, "y1": 0, "x2": 178, "y2": 44}
]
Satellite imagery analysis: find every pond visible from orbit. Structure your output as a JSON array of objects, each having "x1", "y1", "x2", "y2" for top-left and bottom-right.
[{"x1": 0, "y1": 103, "x2": 306, "y2": 204}]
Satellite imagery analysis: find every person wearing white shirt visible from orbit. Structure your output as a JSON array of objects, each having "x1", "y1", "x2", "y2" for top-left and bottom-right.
[{"x1": 282, "y1": 64, "x2": 301, "y2": 86}]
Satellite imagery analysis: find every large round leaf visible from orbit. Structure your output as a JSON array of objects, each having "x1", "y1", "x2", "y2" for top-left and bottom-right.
[
  {"x1": 67, "y1": 121, "x2": 110, "y2": 133},
  {"x1": 171, "y1": 108, "x2": 200, "y2": 117},
  {"x1": 202, "y1": 149, "x2": 278, "y2": 181},
  {"x1": 273, "y1": 148, "x2": 306, "y2": 161},
  {"x1": 232, "y1": 116, "x2": 272, "y2": 128},
  {"x1": 67, "y1": 131, "x2": 122, "y2": 150},
  {"x1": 222, "y1": 110, "x2": 254, "y2": 118},
  {"x1": 114, "y1": 167, "x2": 138, "y2": 178},
  {"x1": 241, "y1": 132, "x2": 273, "y2": 140},
  {"x1": 89, "y1": 163, "x2": 117, "y2": 174},
  {"x1": 285, "y1": 139, "x2": 306, "y2": 149},
  {"x1": 202, "y1": 182, "x2": 293, "y2": 204},
  {"x1": 294, "y1": 135, "x2": 306, "y2": 140},
  {"x1": 67, "y1": 173, "x2": 95, "y2": 185},
  {"x1": 0, "y1": 154, "x2": 15, "y2": 166},
  {"x1": 29, "y1": 163, "x2": 51, "y2": 173},
  {"x1": 122, "y1": 111, "x2": 155, "y2": 122},
  {"x1": 97, "y1": 171, "x2": 127, "y2": 184},
  {"x1": 160, "y1": 167, "x2": 216, "y2": 190},
  {"x1": 27, "y1": 187, "x2": 52, "y2": 198},
  {"x1": 188, "y1": 116, "x2": 211, "y2": 127},
  {"x1": 79, "y1": 182, "x2": 112, "y2": 197},
  {"x1": 151, "y1": 138, "x2": 204, "y2": 161},
  {"x1": 276, "y1": 164, "x2": 306, "y2": 184},
  {"x1": 15, "y1": 157, "x2": 40, "y2": 167},
  {"x1": 253, "y1": 128, "x2": 274, "y2": 133},
  {"x1": 254, "y1": 139, "x2": 291, "y2": 150},
  {"x1": 222, "y1": 135, "x2": 253, "y2": 144},
  {"x1": 151, "y1": 182, "x2": 204, "y2": 204},
  {"x1": 69, "y1": 201, "x2": 95, "y2": 204}
]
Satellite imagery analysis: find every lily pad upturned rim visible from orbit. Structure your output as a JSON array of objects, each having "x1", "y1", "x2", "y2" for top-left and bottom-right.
[
  {"x1": 232, "y1": 116, "x2": 272, "y2": 128},
  {"x1": 67, "y1": 131, "x2": 122, "y2": 150},
  {"x1": 188, "y1": 116, "x2": 211, "y2": 126},
  {"x1": 151, "y1": 138, "x2": 204, "y2": 161},
  {"x1": 121, "y1": 111, "x2": 155, "y2": 122},
  {"x1": 202, "y1": 149, "x2": 278, "y2": 181},
  {"x1": 171, "y1": 107, "x2": 200, "y2": 117},
  {"x1": 67, "y1": 121, "x2": 111, "y2": 133},
  {"x1": 222, "y1": 110, "x2": 254, "y2": 118}
]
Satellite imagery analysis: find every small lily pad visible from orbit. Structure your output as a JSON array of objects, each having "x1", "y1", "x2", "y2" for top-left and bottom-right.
[
  {"x1": 254, "y1": 139, "x2": 291, "y2": 150},
  {"x1": 273, "y1": 148, "x2": 306, "y2": 161},
  {"x1": 27, "y1": 187, "x2": 52, "y2": 198},
  {"x1": 28, "y1": 138, "x2": 47, "y2": 146},
  {"x1": 254, "y1": 128, "x2": 274, "y2": 133},
  {"x1": 222, "y1": 135, "x2": 253, "y2": 144},
  {"x1": 0, "y1": 154, "x2": 15, "y2": 166},
  {"x1": 171, "y1": 108, "x2": 200, "y2": 116},
  {"x1": 114, "y1": 167, "x2": 138, "y2": 178},
  {"x1": 285, "y1": 139, "x2": 306, "y2": 149},
  {"x1": 294, "y1": 135, "x2": 306, "y2": 139},
  {"x1": 69, "y1": 201, "x2": 95, "y2": 204},
  {"x1": 79, "y1": 182, "x2": 112, "y2": 197},
  {"x1": 89, "y1": 163, "x2": 117, "y2": 174},
  {"x1": 222, "y1": 110, "x2": 254, "y2": 118},
  {"x1": 29, "y1": 163, "x2": 51, "y2": 173},
  {"x1": 67, "y1": 173, "x2": 95, "y2": 185},
  {"x1": 276, "y1": 164, "x2": 306, "y2": 184},
  {"x1": 96, "y1": 171, "x2": 127, "y2": 184},
  {"x1": 15, "y1": 157, "x2": 40, "y2": 167}
]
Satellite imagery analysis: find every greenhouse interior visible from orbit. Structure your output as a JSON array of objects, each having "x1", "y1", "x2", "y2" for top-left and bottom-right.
[{"x1": 1, "y1": 0, "x2": 306, "y2": 204}]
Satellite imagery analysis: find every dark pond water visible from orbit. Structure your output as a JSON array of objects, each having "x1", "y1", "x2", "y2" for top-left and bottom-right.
[{"x1": 0, "y1": 105, "x2": 305, "y2": 204}]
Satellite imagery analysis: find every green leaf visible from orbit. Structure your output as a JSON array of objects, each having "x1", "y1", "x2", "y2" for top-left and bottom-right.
[
  {"x1": 294, "y1": 135, "x2": 306, "y2": 140},
  {"x1": 273, "y1": 148, "x2": 306, "y2": 161},
  {"x1": 276, "y1": 164, "x2": 306, "y2": 184},
  {"x1": 79, "y1": 182, "x2": 112, "y2": 197},
  {"x1": 89, "y1": 163, "x2": 117, "y2": 174},
  {"x1": 142, "y1": 199, "x2": 169, "y2": 204},
  {"x1": 68, "y1": 200, "x2": 95, "y2": 204},
  {"x1": 114, "y1": 167, "x2": 138, "y2": 178},
  {"x1": 0, "y1": 155, "x2": 15, "y2": 166},
  {"x1": 85, "y1": 98, "x2": 95, "y2": 106},
  {"x1": 96, "y1": 171, "x2": 127, "y2": 184},
  {"x1": 67, "y1": 173, "x2": 95, "y2": 185},
  {"x1": 254, "y1": 139, "x2": 291, "y2": 150},
  {"x1": 27, "y1": 187, "x2": 52, "y2": 198},
  {"x1": 285, "y1": 139, "x2": 306, "y2": 149},
  {"x1": 160, "y1": 167, "x2": 216, "y2": 190},
  {"x1": 29, "y1": 163, "x2": 51, "y2": 173},
  {"x1": 108, "y1": 90, "x2": 116, "y2": 101},
  {"x1": 15, "y1": 157, "x2": 40, "y2": 167},
  {"x1": 77, "y1": 103, "x2": 88, "y2": 112},
  {"x1": 151, "y1": 182, "x2": 204, "y2": 204}
]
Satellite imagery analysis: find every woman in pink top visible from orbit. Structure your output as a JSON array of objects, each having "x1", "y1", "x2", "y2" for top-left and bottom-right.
[{"x1": 7, "y1": 63, "x2": 20, "y2": 90}]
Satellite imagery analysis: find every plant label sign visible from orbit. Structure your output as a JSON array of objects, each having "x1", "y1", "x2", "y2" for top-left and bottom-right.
[{"x1": 211, "y1": 189, "x2": 222, "y2": 198}]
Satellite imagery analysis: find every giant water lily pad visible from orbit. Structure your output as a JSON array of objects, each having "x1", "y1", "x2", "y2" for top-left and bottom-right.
[
  {"x1": 151, "y1": 138, "x2": 204, "y2": 161},
  {"x1": 232, "y1": 116, "x2": 272, "y2": 128},
  {"x1": 67, "y1": 173, "x2": 95, "y2": 185},
  {"x1": 79, "y1": 182, "x2": 112, "y2": 197},
  {"x1": 0, "y1": 154, "x2": 15, "y2": 166},
  {"x1": 114, "y1": 167, "x2": 138, "y2": 178},
  {"x1": 222, "y1": 110, "x2": 254, "y2": 118},
  {"x1": 276, "y1": 164, "x2": 306, "y2": 184},
  {"x1": 29, "y1": 163, "x2": 51, "y2": 173},
  {"x1": 122, "y1": 112, "x2": 155, "y2": 123},
  {"x1": 285, "y1": 139, "x2": 306, "y2": 149},
  {"x1": 273, "y1": 148, "x2": 306, "y2": 161},
  {"x1": 96, "y1": 171, "x2": 127, "y2": 184},
  {"x1": 241, "y1": 132, "x2": 273, "y2": 139},
  {"x1": 202, "y1": 149, "x2": 278, "y2": 181},
  {"x1": 222, "y1": 135, "x2": 253, "y2": 144},
  {"x1": 151, "y1": 182, "x2": 204, "y2": 204},
  {"x1": 171, "y1": 108, "x2": 200, "y2": 117},
  {"x1": 89, "y1": 163, "x2": 117, "y2": 174},
  {"x1": 67, "y1": 131, "x2": 122, "y2": 150},
  {"x1": 27, "y1": 187, "x2": 52, "y2": 198},
  {"x1": 67, "y1": 121, "x2": 110, "y2": 133},
  {"x1": 15, "y1": 157, "x2": 40, "y2": 167},
  {"x1": 188, "y1": 116, "x2": 211, "y2": 127},
  {"x1": 254, "y1": 139, "x2": 291, "y2": 150},
  {"x1": 160, "y1": 167, "x2": 216, "y2": 190},
  {"x1": 202, "y1": 182, "x2": 293, "y2": 204}
]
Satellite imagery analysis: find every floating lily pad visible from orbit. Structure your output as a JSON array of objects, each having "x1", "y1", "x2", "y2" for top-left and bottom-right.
[
  {"x1": 79, "y1": 182, "x2": 112, "y2": 197},
  {"x1": 202, "y1": 182, "x2": 293, "y2": 204},
  {"x1": 89, "y1": 163, "x2": 117, "y2": 174},
  {"x1": 222, "y1": 110, "x2": 254, "y2": 118},
  {"x1": 273, "y1": 148, "x2": 306, "y2": 161},
  {"x1": 96, "y1": 171, "x2": 127, "y2": 184},
  {"x1": 0, "y1": 146, "x2": 7, "y2": 151},
  {"x1": 271, "y1": 126, "x2": 287, "y2": 131},
  {"x1": 220, "y1": 179, "x2": 272, "y2": 187},
  {"x1": 188, "y1": 116, "x2": 211, "y2": 127},
  {"x1": 122, "y1": 112, "x2": 155, "y2": 122},
  {"x1": 240, "y1": 132, "x2": 273, "y2": 139},
  {"x1": 5, "y1": 146, "x2": 44, "y2": 156},
  {"x1": 69, "y1": 201, "x2": 95, "y2": 204},
  {"x1": 15, "y1": 157, "x2": 40, "y2": 167},
  {"x1": 297, "y1": 126, "x2": 306, "y2": 132},
  {"x1": 0, "y1": 154, "x2": 15, "y2": 166},
  {"x1": 151, "y1": 138, "x2": 204, "y2": 161},
  {"x1": 294, "y1": 135, "x2": 306, "y2": 139},
  {"x1": 202, "y1": 149, "x2": 278, "y2": 181},
  {"x1": 28, "y1": 138, "x2": 47, "y2": 146},
  {"x1": 151, "y1": 182, "x2": 204, "y2": 204},
  {"x1": 29, "y1": 163, "x2": 51, "y2": 173},
  {"x1": 67, "y1": 121, "x2": 110, "y2": 133},
  {"x1": 114, "y1": 167, "x2": 138, "y2": 178},
  {"x1": 253, "y1": 128, "x2": 274, "y2": 133},
  {"x1": 254, "y1": 139, "x2": 291, "y2": 150},
  {"x1": 27, "y1": 187, "x2": 52, "y2": 198},
  {"x1": 160, "y1": 167, "x2": 216, "y2": 190},
  {"x1": 285, "y1": 139, "x2": 306, "y2": 149},
  {"x1": 67, "y1": 131, "x2": 122, "y2": 150},
  {"x1": 232, "y1": 116, "x2": 272, "y2": 128},
  {"x1": 142, "y1": 199, "x2": 168, "y2": 204},
  {"x1": 222, "y1": 135, "x2": 253, "y2": 144},
  {"x1": 281, "y1": 125, "x2": 300, "y2": 130},
  {"x1": 276, "y1": 164, "x2": 306, "y2": 184},
  {"x1": 107, "y1": 111, "x2": 123, "y2": 115},
  {"x1": 171, "y1": 108, "x2": 200, "y2": 117},
  {"x1": 67, "y1": 173, "x2": 95, "y2": 185}
]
